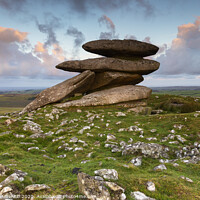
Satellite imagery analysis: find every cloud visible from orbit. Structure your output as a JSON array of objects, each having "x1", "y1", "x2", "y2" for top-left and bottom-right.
[
  {"x1": 66, "y1": 26, "x2": 85, "y2": 47},
  {"x1": 98, "y1": 15, "x2": 118, "y2": 39},
  {"x1": 65, "y1": 0, "x2": 154, "y2": 16},
  {"x1": 35, "y1": 13, "x2": 61, "y2": 48},
  {"x1": 156, "y1": 16, "x2": 200, "y2": 75},
  {"x1": 0, "y1": 27, "x2": 28, "y2": 43},
  {"x1": 135, "y1": 0, "x2": 154, "y2": 17},
  {"x1": 0, "y1": 26, "x2": 67, "y2": 79},
  {"x1": 124, "y1": 34, "x2": 137, "y2": 40},
  {"x1": 143, "y1": 36, "x2": 151, "y2": 43},
  {"x1": 0, "y1": 0, "x2": 26, "y2": 12}
]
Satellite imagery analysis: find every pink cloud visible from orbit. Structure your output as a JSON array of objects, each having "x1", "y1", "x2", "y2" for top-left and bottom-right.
[
  {"x1": 0, "y1": 27, "x2": 28, "y2": 43},
  {"x1": 0, "y1": 26, "x2": 69, "y2": 79},
  {"x1": 156, "y1": 16, "x2": 200, "y2": 75}
]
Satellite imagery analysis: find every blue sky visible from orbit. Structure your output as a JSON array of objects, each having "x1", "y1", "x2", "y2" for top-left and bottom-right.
[{"x1": 0, "y1": 0, "x2": 200, "y2": 88}]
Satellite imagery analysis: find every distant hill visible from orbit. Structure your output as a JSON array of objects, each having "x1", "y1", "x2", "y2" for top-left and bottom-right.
[{"x1": 152, "y1": 86, "x2": 200, "y2": 91}]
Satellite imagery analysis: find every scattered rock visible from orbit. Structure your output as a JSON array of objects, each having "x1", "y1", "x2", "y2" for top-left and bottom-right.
[
  {"x1": 131, "y1": 191, "x2": 155, "y2": 200},
  {"x1": 69, "y1": 137, "x2": 78, "y2": 143},
  {"x1": 23, "y1": 120, "x2": 43, "y2": 134},
  {"x1": 94, "y1": 169, "x2": 118, "y2": 180},
  {"x1": 180, "y1": 176, "x2": 193, "y2": 183},
  {"x1": 0, "y1": 164, "x2": 10, "y2": 176},
  {"x1": 104, "y1": 181, "x2": 126, "y2": 200},
  {"x1": 0, "y1": 170, "x2": 27, "y2": 188},
  {"x1": 0, "y1": 131, "x2": 12, "y2": 136},
  {"x1": 146, "y1": 181, "x2": 156, "y2": 192},
  {"x1": 77, "y1": 172, "x2": 111, "y2": 200},
  {"x1": 0, "y1": 186, "x2": 13, "y2": 195},
  {"x1": 5, "y1": 118, "x2": 16, "y2": 125},
  {"x1": 130, "y1": 157, "x2": 142, "y2": 166},
  {"x1": 28, "y1": 147, "x2": 39, "y2": 151},
  {"x1": 176, "y1": 135, "x2": 186, "y2": 143},
  {"x1": 116, "y1": 112, "x2": 126, "y2": 117},
  {"x1": 153, "y1": 164, "x2": 167, "y2": 171},
  {"x1": 122, "y1": 142, "x2": 169, "y2": 158},
  {"x1": 13, "y1": 133, "x2": 25, "y2": 138},
  {"x1": 25, "y1": 184, "x2": 50, "y2": 192},
  {"x1": 107, "y1": 134, "x2": 116, "y2": 141}
]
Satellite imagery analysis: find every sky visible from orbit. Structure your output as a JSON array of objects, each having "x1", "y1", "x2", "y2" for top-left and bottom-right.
[{"x1": 0, "y1": 0, "x2": 200, "y2": 88}]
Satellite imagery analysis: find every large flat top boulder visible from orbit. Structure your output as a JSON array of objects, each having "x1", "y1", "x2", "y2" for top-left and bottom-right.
[
  {"x1": 56, "y1": 57, "x2": 160, "y2": 75},
  {"x1": 55, "y1": 85, "x2": 152, "y2": 108},
  {"x1": 82, "y1": 39, "x2": 159, "y2": 57}
]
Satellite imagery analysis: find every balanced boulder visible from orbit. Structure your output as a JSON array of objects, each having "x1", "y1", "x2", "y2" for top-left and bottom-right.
[
  {"x1": 56, "y1": 85, "x2": 152, "y2": 108},
  {"x1": 56, "y1": 57, "x2": 160, "y2": 75},
  {"x1": 89, "y1": 72, "x2": 143, "y2": 91},
  {"x1": 82, "y1": 39, "x2": 159, "y2": 58},
  {"x1": 22, "y1": 39, "x2": 160, "y2": 112},
  {"x1": 21, "y1": 70, "x2": 95, "y2": 113}
]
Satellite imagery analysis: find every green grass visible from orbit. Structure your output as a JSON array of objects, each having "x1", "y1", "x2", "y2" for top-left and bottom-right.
[
  {"x1": 0, "y1": 94, "x2": 200, "y2": 199},
  {"x1": 0, "y1": 94, "x2": 36, "y2": 107},
  {"x1": 153, "y1": 90, "x2": 200, "y2": 97},
  {"x1": 0, "y1": 107, "x2": 22, "y2": 114}
]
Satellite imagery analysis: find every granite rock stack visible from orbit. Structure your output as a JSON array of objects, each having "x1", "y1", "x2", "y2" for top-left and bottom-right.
[{"x1": 22, "y1": 39, "x2": 160, "y2": 113}]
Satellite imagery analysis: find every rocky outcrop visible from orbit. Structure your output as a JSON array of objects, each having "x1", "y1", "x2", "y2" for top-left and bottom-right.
[
  {"x1": 56, "y1": 85, "x2": 152, "y2": 108},
  {"x1": 21, "y1": 70, "x2": 95, "y2": 113},
  {"x1": 56, "y1": 57, "x2": 160, "y2": 75},
  {"x1": 82, "y1": 39, "x2": 159, "y2": 57},
  {"x1": 23, "y1": 39, "x2": 159, "y2": 111}
]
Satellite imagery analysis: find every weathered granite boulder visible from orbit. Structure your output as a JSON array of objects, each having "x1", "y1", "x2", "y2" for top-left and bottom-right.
[
  {"x1": 131, "y1": 191, "x2": 156, "y2": 200},
  {"x1": 55, "y1": 85, "x2": 152, "y2": 108},
  {"x1": 0, "y1": 164, "x2": 10, "y2": 176},
  {"x1": 122, "y1": 142, "x2": 169, "y2": 158},
  {"x1": 25, "y1": 184, "x2": 50, "y2": 192},
  {"x1": 94, "y1": 169, "x2": 118, "y2": 180},
  {"x1": 77, "y1": 172, "x2": 126, "y2": 200},
  {"x1": 56, "y1": 57, "x2": 160, "y2": 75},
  {"x1": 82, "y1": 39, "x2": 159, "y2": 58},
  {"x1": 89, "y1": 72, "x2": 143, "y2": 91},
  {"x1": 21, "y1": 70, "x2": 95, "y2": 113},
  {"x1": 77, "y1": 172, "x2": 111, "y2": 200},
  {"x1": 0, "y1": 170, "x2": 27, "y2": 189}
]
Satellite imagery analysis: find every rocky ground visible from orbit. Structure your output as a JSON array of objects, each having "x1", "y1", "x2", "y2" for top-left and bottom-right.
[{"x1": 0, "y1": 94, "x2": 200, "y2": 200}]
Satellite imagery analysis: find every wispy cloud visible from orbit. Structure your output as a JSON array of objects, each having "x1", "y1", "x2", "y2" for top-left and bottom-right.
[
  {"x1": 66, "y1": 26, "x2": 85, "y2": 47},
  {"x1": 0, "y1": 0, "x2": 26, "y2": 12},
  {"x1": 35, "y1": 13, "x2": 61, "y2": 48},
  {"x1": 98, "y1": 15, "x2": 118, "y2": 39}
]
